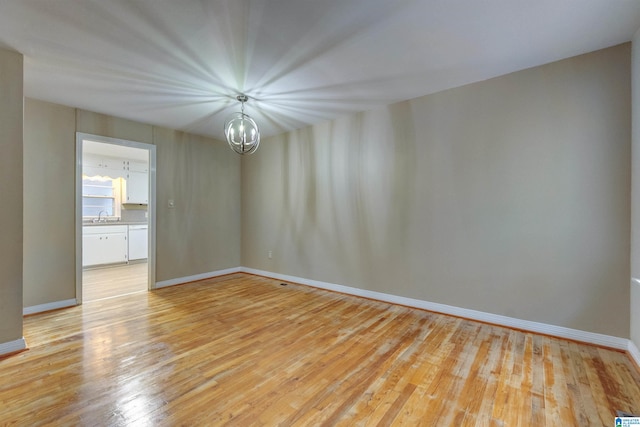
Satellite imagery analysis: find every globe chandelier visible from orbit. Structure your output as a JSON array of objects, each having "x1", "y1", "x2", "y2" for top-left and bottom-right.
[{"x1": 224, "y1": 94, "x2": 260, "y2": 155}]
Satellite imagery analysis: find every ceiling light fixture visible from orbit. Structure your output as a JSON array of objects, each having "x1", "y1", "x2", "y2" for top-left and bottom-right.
[{"x1": 224, "y1": 94, "x2": 260, "y2": 155}]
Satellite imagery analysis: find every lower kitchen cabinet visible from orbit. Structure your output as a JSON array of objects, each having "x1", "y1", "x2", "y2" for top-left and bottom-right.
[{"x1": 82, "y1": 225, "x2": 128, "y2": 267}]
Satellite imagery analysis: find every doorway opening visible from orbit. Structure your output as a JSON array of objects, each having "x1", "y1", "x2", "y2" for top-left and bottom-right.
[{"x1": 75, "y1": 133, "x2": 156, "y2": 303}]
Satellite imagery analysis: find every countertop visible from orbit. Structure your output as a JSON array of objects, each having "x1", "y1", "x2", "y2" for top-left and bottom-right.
[{"x1": 82, "y1": 221, "x2": 148, "y2": 226}]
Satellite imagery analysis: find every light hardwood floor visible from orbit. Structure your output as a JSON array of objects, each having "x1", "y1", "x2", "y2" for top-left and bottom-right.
[
  {"x1": 2, "y1": 273, "x2": 639, "y2": 425},
  {"x1": 83, "y1": 262, "x2": 148, "y2": 302}
]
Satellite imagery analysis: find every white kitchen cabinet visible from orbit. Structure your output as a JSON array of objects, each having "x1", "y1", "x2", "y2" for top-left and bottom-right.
[
  {"x1": 83, "y1": 154, "x2": 105, "y2": 168},
  {"x1": 123, "y1": 171, "x2": 148, "y2": 204},
  {"x1": 121, "y1": 158, "x2": 149, "y2": 204},
  {"x1": 83, "y1": 154, "x2": 126, "y2": 178},
  {"x1": 119, "y1": 159, "x2": 149, "y2": 173},
  {"x1": 127, "y1": 160, "x2": 148, "y2": 173},
  {"x1": 82, "y1": 225, "x2": 128, "y2": 267},
  {"x1": 83, "y1": 165, "x2": 104, "y2": 178},
  {"x1": 84, "y1": 152, "x2": 149, "y2": 204},
  {"x1": 128, "y1": 225, "x2": 148, "y2": 261}
]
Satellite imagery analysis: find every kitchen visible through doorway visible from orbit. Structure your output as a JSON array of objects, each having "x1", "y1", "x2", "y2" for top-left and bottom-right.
[{"x1": 76, "y1": 133, "x2": 156, "y2": 303}]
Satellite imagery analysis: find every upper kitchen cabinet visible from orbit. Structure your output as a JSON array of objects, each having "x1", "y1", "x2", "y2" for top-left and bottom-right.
[
  {"x1": 123, "y1": 160, "x2": 148, "y2": 173},
  {"x1": 84, "y1": 153, "x2": 113, "y2": 169},
  {"x1": 83, "y1": 152, "x2": 149, "y2": 205},
  {"x1": 123, "y1": 171, "x2": 148, "y2": 204},
  {"x1": 120, "y1": 158, "x2": 149, "y2": 204},
  {"x1": 83, "y1": 153, "x2": 126, "y2": 179}
]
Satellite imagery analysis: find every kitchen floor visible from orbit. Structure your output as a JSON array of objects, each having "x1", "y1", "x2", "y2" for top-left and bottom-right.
[{"x1": 83, "y1": 262, "x2": 148, "y2": 302}]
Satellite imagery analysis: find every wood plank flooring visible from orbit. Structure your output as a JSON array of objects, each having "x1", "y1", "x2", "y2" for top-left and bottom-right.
[
  {"x1": 2, "y1": 273, "x2": 639, "y2": 425},
  {"x1": 83, "y1": 262, "x2": 148, "y2": 302}
]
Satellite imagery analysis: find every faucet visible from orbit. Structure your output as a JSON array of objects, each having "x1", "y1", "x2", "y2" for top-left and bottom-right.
[{"x1": 97, "y1": 210, "x2": 108, "y2": 222}]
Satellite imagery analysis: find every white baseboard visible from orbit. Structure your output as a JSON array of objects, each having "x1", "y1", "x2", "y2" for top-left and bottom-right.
[
  {"x1": 23, "y1": 299, "x2": 77, "y2": 315},
  {"x1": 155, "y1": 267, "x2": 243, "y2": 289},
  {"x1": 629, "y1": 341, "x2": 640, "y2": 367},
  {"x1": 241, "y1": 267, "x2": 630, "y2": 351},
  {"x1": 0, "y1": 337, "x2": 27, "y2": 356}
]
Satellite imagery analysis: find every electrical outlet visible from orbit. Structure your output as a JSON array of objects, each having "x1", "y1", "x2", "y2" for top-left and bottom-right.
[{"x1": 268, "y1": 250, "x2": 272, "y2": 259}]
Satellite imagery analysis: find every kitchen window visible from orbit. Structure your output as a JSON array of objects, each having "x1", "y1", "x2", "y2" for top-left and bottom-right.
[{"x1": 82, "y1": 175, "x2": 122, "y2": 218}]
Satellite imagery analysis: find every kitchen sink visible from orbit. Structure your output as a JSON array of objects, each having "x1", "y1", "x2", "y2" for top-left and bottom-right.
[{"x1": 83, "y1": 218, "x2": 122, "y2": 224}]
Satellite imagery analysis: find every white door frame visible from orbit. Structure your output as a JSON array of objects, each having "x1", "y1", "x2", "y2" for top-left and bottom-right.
[{"x1": 75, "y1": 132, "x2": 157, "y2": 303}]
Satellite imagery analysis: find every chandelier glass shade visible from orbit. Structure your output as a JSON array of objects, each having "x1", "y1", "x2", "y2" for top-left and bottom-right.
[{"x1": 224, "y1": 95, "x2": 260, "y2": 155}]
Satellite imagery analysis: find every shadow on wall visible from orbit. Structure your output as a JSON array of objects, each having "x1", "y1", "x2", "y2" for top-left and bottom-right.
[
  {"x1": 275, "y1": 102, "x2": 418, "y2": 287},
  {"x1": 253, "y1": 45, "x2": 632, "y2": 337}
]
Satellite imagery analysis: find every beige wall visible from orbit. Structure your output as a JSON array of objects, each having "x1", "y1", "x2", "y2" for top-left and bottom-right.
[
  {"x1": 154, "y1": 127, "x2": 241, "y2": 281},
  {"x1": 631, "y1": 30, "x2": 640, "y2": 348},
  {"x1": 0, "y1": 48, "x2": 23, "y2": 344},
  {"x1": 22, "y1": 102, "x2": 241, "y2": 307},
  {"x1": 17, "y1": 43, "x2": 635, "y2": 341},
  {"x1": 23, "y1": 100, "x2": 76, "y2": 307},
  {"x1": 242, "y1": 44, "x2": 631, "y2": 337},
  {"x1": 76, "y1": 109, "x2": 153, "y2": 145}
]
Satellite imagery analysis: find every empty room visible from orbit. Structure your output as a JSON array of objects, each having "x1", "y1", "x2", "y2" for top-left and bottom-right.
[{"x1": 1, "y1": 1, "x2": 640, "y2": 425}]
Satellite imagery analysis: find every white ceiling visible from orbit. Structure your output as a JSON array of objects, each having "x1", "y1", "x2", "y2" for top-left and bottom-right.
[{"x1": 1, "y1": 0, "x2": 639, "y2": 140}]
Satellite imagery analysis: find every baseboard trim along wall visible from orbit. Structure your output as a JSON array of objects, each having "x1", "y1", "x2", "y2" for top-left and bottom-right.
[
  {"x1": 0, "y1": 337, "x2": 27, "y2": 357},
  {"x1": 155, "y1": 267, "x2": 243, "y2": 289},
  {"x1": 38, "y1": 266, "x2": 635, "y2": 366},
  {"x1": 23, "y1": 298, "x2": 77, "y2": 316},
  {"x1": 629, "y1": 341, "x2": 640, "y2": 368},
  {"x1": 241, "y1": 267, "x2": 636, "y2": 357}
]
